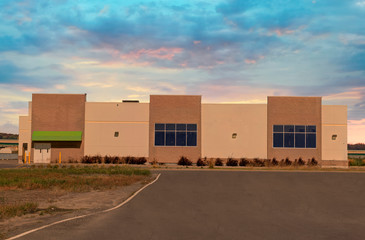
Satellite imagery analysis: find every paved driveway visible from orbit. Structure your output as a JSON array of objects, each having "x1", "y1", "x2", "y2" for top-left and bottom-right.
[{"x1": 14, "y1": 170, "x2": 365, "y2": 240}]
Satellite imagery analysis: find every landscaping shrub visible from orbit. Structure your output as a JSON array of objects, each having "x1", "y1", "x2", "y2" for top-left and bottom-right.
[
  {"x1": 124, "y1": 156, "x2": 147, "y2": 165},
  {"x1": 226, "y1": 158, "x2": 238, "y2": 166},
  {"x1": 214, "y1": 158, "x2": 223, "y2": 166},
  {"x1": 81, "y1": 155, "x2": 92, "y2": 164},
  {"x1": 104, "y1": 155, "x2": 112, "y2": 164},
  {"x1": 82, "y1": 155, "x2": 102, "y2": 164},
  {"x1": 271, "y1": 158, "x2": 278, "y2": 166},
  {"x1": 279, "y1": 159, "x2": 285, "y2": 167},
  {"x1": 297, "y1": 157, "x2": 305, "y2": 166},
  {"x1": 239, "y1": 158, "x2": 249, "y2": 166},
  {"x1": 284, "y1": 157, "x2": 292, "y2": 166},
  {"x1": 264, "y1": 159, "x2": 271, "y2": 167},
  {"x1": 178, "y1": 156, "x2": 192, "y2": 166},
  {"x1": 149, "y1": 159, "x2": 158, "y2": 165},
  {"x1": 307, "y1": 157, "x2": 318, "y2": 166},
  {"x1": 136, "y1": 157, "x2": 147, "y2": 165},
  {"x1": 196, "y1": 158, "x2": 206, "y2": 167},
  {"x1": 349, "y1": 158, "x2": 365, "y2": 166},
  {"x1": 111, "y1": 156, "x2": 119, "y2": 164},
  {"x1": 253, "y1": 158, "x2": 264, "y2": 167},
  {"x1": 123, "y1": 156, "x2": 133, "y2": 164}
]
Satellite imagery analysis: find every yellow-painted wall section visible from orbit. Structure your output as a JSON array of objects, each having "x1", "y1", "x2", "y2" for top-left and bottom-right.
[
  {"x1": 202, "y1": 104, "x2": 267, "y2": 159},
  {"x1": 84, "y1": 102, "x2": 149, "y2": 157},
  {"x1": 322, "y1": 105, "x2": 347, "y2": 161}
]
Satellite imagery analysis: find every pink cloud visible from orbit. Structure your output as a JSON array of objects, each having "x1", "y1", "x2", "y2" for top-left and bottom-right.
[
  {"x1": 121, "y1": 47, "x2": 183, "y2": 60},
  {"x1": 20, "y1": 87, "x2": 43, "y2": 92},
  {"x1": 193, "y1": 41, "x2": 201, "y2": 45},
  {"x1": 245, "y1": 59, "x2": 256, "y2": 64},
  {"x1": 274, "y1": 29, "x2": 295, "y2": 36}
]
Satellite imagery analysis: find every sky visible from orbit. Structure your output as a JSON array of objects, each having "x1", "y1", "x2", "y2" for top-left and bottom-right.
[{"x1": 0, "y1": 0, "x2": 364, "y2": 143}]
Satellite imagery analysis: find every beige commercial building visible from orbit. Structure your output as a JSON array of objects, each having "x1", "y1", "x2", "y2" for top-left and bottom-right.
[{"x1": 18, "y1": 94, "x2": 348, "y2": 167}]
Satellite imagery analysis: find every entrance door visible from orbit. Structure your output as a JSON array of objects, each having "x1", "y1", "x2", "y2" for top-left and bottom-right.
[{"x1": 34, "y1": 143, "x2": 51, "y2": 163}]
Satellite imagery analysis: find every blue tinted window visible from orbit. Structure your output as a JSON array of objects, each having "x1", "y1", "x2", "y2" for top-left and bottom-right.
[
  {"x1": 273, "y1": 125, "x2": 316, "y2": 149},
  {"x1": 155, "y1": 123, "x2": 197, "y2": 146},
  {"x1": 155, "y1": 132, "x2": 164, "y2": 146},
  {"x1": 177, "y1": 124, "x2": 186, "y2": 131},
  {"x1": 273, "y1": 133, "x2": 283, "y2": 147},
  {"x1": 295, "y1": 125, "x2": 305, "y2": 132},
  {"x1": 295, "y1": 134, "x2": 305, "y2": 148},
  {"x1": 284, "y1": 133, "x2": 294, "y2": 147},
  {"x1": 166, "y1": 124, "x2": 175, "y2": 130},
  {"x1": 187, "y1": 132, "x2": 197, "y2": 146},
  {"x1": 306, "y1": 134, "x2": 316, "y2": 148},
  {"x1": 176, "y1": 132, "x2": 186, "y2": 146},
  {"x1": 306, "y1": 126, "x2": 316, "y2": 132},
  {"x1": 273, "y1": 125, "x2": 283, "y2": 132},
  {"x1": 187, "y1": 124, "x2": 197, "y2": 131},
  {"x1": 284, "y1": 125, "x2": 294, "y2": 132},
  {"x1": 155, "y1": 124, "x2": 165, "y2": 130},
  {"x1": 166, "y1": 132, "x2": 175, "y2": 146}
]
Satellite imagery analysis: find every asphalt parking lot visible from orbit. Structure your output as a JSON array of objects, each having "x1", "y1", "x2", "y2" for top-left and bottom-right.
[
  {"x1": 0, "y1": 159, "x2": 19, "y2": 169},
  {"x1": 13, "y1": 170, "x2": 365, "y2": 240}
]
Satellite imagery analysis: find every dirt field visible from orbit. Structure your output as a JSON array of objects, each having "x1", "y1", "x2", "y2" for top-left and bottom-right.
[{"x1": 0, "y1": 174, "x2": 156, "y2": 239}]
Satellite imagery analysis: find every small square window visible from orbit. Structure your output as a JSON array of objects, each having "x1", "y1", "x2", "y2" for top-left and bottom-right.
[{"x1": 114, "y1": 132, "x2": 119, "y2": 137}]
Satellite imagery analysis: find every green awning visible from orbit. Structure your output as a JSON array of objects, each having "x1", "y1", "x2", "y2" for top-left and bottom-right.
[{"x1": 32, "y1": 131, "x2": 82, "y2": 141}]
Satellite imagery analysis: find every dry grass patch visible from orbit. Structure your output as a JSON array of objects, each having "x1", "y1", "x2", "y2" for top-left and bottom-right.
[
  {"x1": 0, "y1": 166, "x2": 153, "y2": 239},
  {"x1": 0, "y1": 165, "x2": 150, "y2": 191}
]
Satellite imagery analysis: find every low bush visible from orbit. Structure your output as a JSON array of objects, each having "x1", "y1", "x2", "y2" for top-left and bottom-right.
[
  {"x1": 125, "y1": 156, "x2": 147, "y2": 165},
  {"x1": 297, "y1": 157, "x2": 305, "y2": 166},
  {"x1": 104, "y1": 155, "x2": 113, "y2": 164},
  {"x1": 196, "y1": 158, "x2": 206, "y2": 167},
  {"x1": 226, "y1": 158, "x2": 238, "y2": 166},
  {"x1": 149, "y1": 159, "x2": 158, "y2": 165},
  {"x1": 252, "y1": 158, "x2": 264, "y2": 167},
  {"x1": 349, "y1": 158, "x2": 365, "y2": 166},
  {"x1": 81, "y1": 155, "x2": 92, "y2": 164},
  {"x1": 178, "y1": 156, "x2": 192, "y2": 166},
  {"x1": 284, "y1": 157, "x2": 292, "y2": 166},
  {"x1": 111, "y1": 156, "x2": 120, "y2": 164},
  {"x1": 239, "y1": 158, "x2": 249, "y2": 166},
  {"x1": 81, "y1": 155, "x2": 102, "y2": 164},
  {"x1": 293, "y1": 157, "x2": 305, "y2": 166},
  {"x1": 215, "y1": 158, "x2": 223, "y2": 166},
  {"x1": 307, "y1": 158, "x2": 318, "y2": 166},
  {"x1": 264, "y1": 159, "x2": 271, "y2": 167},
  {"x1": 271, "y1": 158, "x2": 278, "y2": 166}
]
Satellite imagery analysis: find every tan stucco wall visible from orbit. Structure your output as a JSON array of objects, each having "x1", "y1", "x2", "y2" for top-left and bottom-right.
[
  {"x1": 84, "y1": 102, "x2": 149, "y2": 157},
  {"x1": 149, "y1": 95, "x2": 201, "y2": 163},
  {"x1": 202, "y1": 104, "x2": 267, "y2": 159},
  {"x1": 322, "y1": 105, "x2": 347, "y2": 163},
  {"x1": 18, "y1": 102, "x2": 32, "y2": 162},
  {"x1": 31, "y1": 94, "x2": 86, "y2": 163},
  {"x1": 18, "y1": 115, "x2": 31, "y2": 162},
  {"x1": 267, "y1": 96, "x2": 322, "y2": 161}
]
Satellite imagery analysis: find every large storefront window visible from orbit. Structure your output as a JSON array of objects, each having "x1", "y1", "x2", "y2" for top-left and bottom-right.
[
  {"x1": 155, "y1": 123, "x2": 197, "y2": 146},
  {"x1": 273, "y1": 125, "x2": 316, "y2": 148}
]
